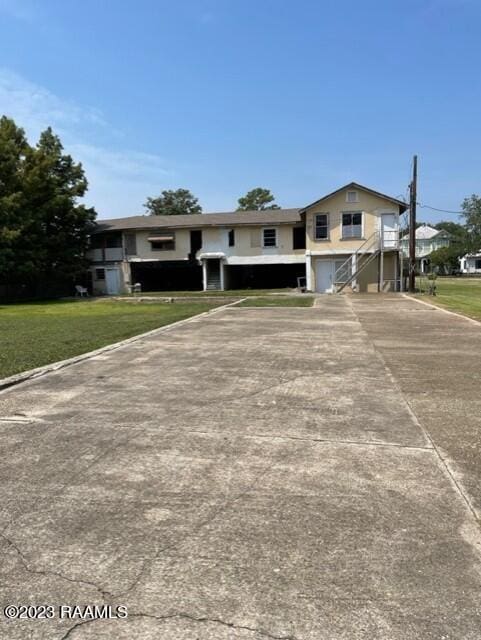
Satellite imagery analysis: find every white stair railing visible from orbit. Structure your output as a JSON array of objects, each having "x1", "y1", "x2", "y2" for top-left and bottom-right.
[{"x1": 333, "y1": 231, "x2": 380, "y2": 292}]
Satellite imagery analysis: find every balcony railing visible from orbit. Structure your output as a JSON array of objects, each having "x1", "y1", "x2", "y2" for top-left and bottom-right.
[{"x1": 87, "y1": 247, "x2": 124, "y2": 262}]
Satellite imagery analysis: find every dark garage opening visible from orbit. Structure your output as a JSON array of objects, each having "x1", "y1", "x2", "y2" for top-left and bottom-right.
[
  {"x1": 130, "y1": 261, "x2": 202, "y2": 292},
  {"x1": 226, "y1": 263, "x2": 305, "y2": 290}
]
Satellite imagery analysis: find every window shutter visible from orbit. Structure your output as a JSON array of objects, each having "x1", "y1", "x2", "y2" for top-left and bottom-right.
[{"x1": 250, "y1": 229, "x2": 261, "y2": 248}]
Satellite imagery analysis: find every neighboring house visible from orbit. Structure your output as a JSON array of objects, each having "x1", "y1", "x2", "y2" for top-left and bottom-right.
[
  {"x1": 400, "y1": 224, "x2": 452, "y2": 273},
  {"x1": 459, "y1": 252, "x2": 481, "y2": 274},
  {"x1": 88, "y1": 182, "x2": 406, "y2": 295}
]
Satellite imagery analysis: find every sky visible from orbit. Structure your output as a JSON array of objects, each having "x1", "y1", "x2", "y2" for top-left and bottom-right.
[{"x1": 0, "y1": 0, "x2": 480, "y2": 222}]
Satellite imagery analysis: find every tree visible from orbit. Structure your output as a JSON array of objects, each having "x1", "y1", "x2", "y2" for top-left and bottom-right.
[
  {"x1": 434, "y1": 220, "x2": 467, "y2": 239},
  {"x1": 429, "y1": 245, "x2": 464, "y2": 274},
  {"x1": 0, "y1": 117, "x2": 29, "y2": 279},
  {"x1": 461, "y1": 194, "x2": 481, "y2": 251},
  {"x1": 0, "y1": 119, "x2": 96, "y2": 294},
  {"x1": 22, "y1": 127, "x2": 96, "y2": 281},
  {"x1": 237, "y1": 187, "x2": 280, "y2": 211},
  {"x1": 144, "y1": 189, "x2": 202, "y2": 216}
]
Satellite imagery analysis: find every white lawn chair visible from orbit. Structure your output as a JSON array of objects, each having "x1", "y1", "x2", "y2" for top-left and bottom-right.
[{"x1": 75, "y1": 285, "x2": 89, "y2": 297}]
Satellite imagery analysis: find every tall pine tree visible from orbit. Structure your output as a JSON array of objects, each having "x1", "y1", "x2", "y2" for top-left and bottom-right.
[{"x1": 0, "y1": 119, "x2": 96, "y2": 295}]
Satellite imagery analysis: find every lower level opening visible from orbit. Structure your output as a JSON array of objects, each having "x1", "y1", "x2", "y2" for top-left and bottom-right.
[
  {"x1": 226, "y1": 264, "x2": 305, "y2": 290},
  {"x1": 130, "y1": 261, "x2": 202, "y2": 291}
]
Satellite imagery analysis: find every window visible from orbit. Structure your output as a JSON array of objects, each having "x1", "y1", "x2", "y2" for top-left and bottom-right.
[
  {"x1": 293, "y1": 226, "x2": 306, "y2": 250},
  {"x1": 263, "y1": 228, "x2": 277, "y2": 247},
  {"x1": 315, "y1": 214, "x2": 329, "y2": 240},
  {"x1": 476, "y1": 259, "x2": 481, "y2": 270},
  {"x1": 346, "y1": 190, "x2": 359, "y2": 203},
  {"x1": 342, "y1": 212, "x2": 363, "y2": 238},
  {"x1": 149, "y1": 234, "x2": 175, "y2": 250},
  {"x1": 228, "y1": 229, "x2": 235, "y2": 247},
  {"x1": 124, "y1": 233, "x2": 137, "y2": 255},
  {"x1": 95, "y1": 268, "x2": 105, "y2": 280}
]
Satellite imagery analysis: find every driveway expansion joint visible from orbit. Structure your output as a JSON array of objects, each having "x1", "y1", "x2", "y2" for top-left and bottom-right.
[{"x1": 348, "y1": 296, "x2": 481, "y2": 528}]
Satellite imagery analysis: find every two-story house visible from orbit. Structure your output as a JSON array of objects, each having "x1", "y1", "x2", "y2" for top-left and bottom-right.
[
  {"x1": 88, "y1": 182, "x2": 406, "y2": 295},
  {"x1": 400, "y1": 224, "x2": 452, "y2": 273}
]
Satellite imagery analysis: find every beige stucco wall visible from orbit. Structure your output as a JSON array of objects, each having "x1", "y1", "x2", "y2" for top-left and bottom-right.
[
  {"x1": 130, "y1": 229, "x2": 191, "y2": 261},
  {"x1": 127, "y1": 224, "x2": 305, "y2": 261},
  {"x1": 309, "y1": 251, "x2": 398, "y2": 293},
  {"x1": 357, "y1": 252, "x2": 398, "y2": 292},
  {"x1": 305, "y1": 188, "x2": 400, "y2": 252}
]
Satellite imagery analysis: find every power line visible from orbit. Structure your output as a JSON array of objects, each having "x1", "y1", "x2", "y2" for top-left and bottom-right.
[{"x1": 417, "y1": 203, "x2": 463, "y2": 215}]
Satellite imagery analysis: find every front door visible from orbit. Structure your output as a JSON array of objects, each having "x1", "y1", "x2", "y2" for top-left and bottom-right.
[
  {"x1": 105, "y1": 268, "x2": 120, "y2": 295},
  {"x1": 381, "y1": 214, "x2": 398, "y2": 249},
  {"x1": 315, "y1": 260, "x2": 334, "y2": 293}
]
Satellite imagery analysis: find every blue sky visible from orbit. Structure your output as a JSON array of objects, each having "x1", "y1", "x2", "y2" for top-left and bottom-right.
[{"x1": 0, "y1": 0, "x2": 480, "y2": 221}]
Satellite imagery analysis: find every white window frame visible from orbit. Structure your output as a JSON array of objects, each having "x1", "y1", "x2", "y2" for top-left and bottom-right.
[
  {"x1": 314, "y1": 213, "x2": 329, "y2": 241},
  {"x1": 341, "y1": 211, "x2": 363, "y2": 239},
  {"x1": 346, "y1": 190, "x2": 359, "y2": 203},
  {"x1": 262, "y1": 227, "x2": 277, "y2": 248}
]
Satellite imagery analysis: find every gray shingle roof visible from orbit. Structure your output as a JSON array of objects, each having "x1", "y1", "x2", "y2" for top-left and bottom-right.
[{"x1": 92, "y1": 208, "x2": 302, "y2": 233}]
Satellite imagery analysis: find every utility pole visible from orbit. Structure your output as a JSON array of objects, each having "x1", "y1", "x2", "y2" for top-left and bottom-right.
[{"x1": 408, "y1": 155, "x2": 418, "y2": 293}]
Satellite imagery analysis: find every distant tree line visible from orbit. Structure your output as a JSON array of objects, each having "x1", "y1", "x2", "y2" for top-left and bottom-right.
[
  {"x1": 0, "y1": 116, "x2": 96, "y2": 299},
  {"x1": 415, "y1": 197, "x2": 481, "y2": 273},
  {"x1": 144, "y1": 187, "x2": 280, "y2": 215}
]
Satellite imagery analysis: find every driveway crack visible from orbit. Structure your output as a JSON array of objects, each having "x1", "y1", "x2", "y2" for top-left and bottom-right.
[
  {"x1": 112, "y1": 441, "x2": 316, "y2": 599},
  {"x1": 58, "y1": 611, "x2": 299, "y2": 640},
  {"x1": 0, "y1": 531, "x2": 112, "y2": 601}
]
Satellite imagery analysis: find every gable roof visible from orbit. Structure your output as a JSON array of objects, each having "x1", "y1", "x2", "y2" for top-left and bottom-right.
[
  {"x1": 299, "y1": 182, "x2": 407, "y2": 213},
  {"x1": 91, "y1": 182, "x2": 407, "y2": 234},
  {"x1": 400, "y1": 225, "x2": 452, "y2": 240},
  {"x1": 92, "y1": 208, "x2": 301, "y2": 233}
]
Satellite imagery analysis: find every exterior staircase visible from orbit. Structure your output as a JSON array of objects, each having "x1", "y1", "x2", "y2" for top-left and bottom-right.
[
  {"x1": 206, "y1": 259, "x2": 221, "y2": 290},
  {"x1": 333, "y1": 232, "x2": 380, "y2": 293}
]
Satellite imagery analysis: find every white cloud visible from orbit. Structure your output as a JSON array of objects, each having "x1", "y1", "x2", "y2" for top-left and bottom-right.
[
  {"x1": 0, "y1": 69, "x2": 105, "y2": 138},
  {"x1": 69, "y1": 144, "x2": 172, "y2": 218},
  {"x1": 0, "y1": 69, "x2": 172, "y2": 218}
]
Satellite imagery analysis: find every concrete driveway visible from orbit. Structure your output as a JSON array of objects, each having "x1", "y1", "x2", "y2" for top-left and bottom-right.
[{"x1": 1, "y1": 296, "x2": 481, "y2": 639}]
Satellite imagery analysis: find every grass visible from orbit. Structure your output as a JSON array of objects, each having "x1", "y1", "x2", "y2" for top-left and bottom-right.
[
  {"x1": 127, "y1": 288, "x2": 295, "y2": 297},
  {"x1": 0, "y1": 299, "x2": 222, "y2": 379},
  {"x1": 415, "y1": 276, "x2": 481, "y2": 321},
  {"x1": 238, "y1": 296, "x2": 314, "y2": 307}
]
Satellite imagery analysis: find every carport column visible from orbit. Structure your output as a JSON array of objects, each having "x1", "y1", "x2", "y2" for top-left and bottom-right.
[
  {"x1": 220, "y1": 260, "x2": 225, "y2": 291},
  {"x1": 351, "y1": 253, "x2": 357, "y2": 291},
  {"x1": 306, "y1": 252, "x2": 312, "y2": 291},
  {"x1": 202, "y1": 260, "x2": 207, "y2": 291}
]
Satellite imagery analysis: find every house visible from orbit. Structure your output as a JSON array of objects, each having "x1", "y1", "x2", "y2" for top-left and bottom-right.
[
  {"x1": 88, "y1": 182, "x2": 406, "y2": 295},
  {"x1": 400, "y1": 224, "x2": 452, "y2": 273},
  {"x1": 459, "y1": 252, "x2": 481, "y2": 274}
]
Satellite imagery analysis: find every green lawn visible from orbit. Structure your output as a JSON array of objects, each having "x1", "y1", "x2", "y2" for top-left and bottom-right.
[
  {"x1": 0, "y1": 299, "x2": 221, "y2": 379},
  {"x1": 415, "y1": 277, "x2": 481, "y2": 321},
  {"x1": 238, "y1": 296, "x2": 314, "y2": 307}
]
